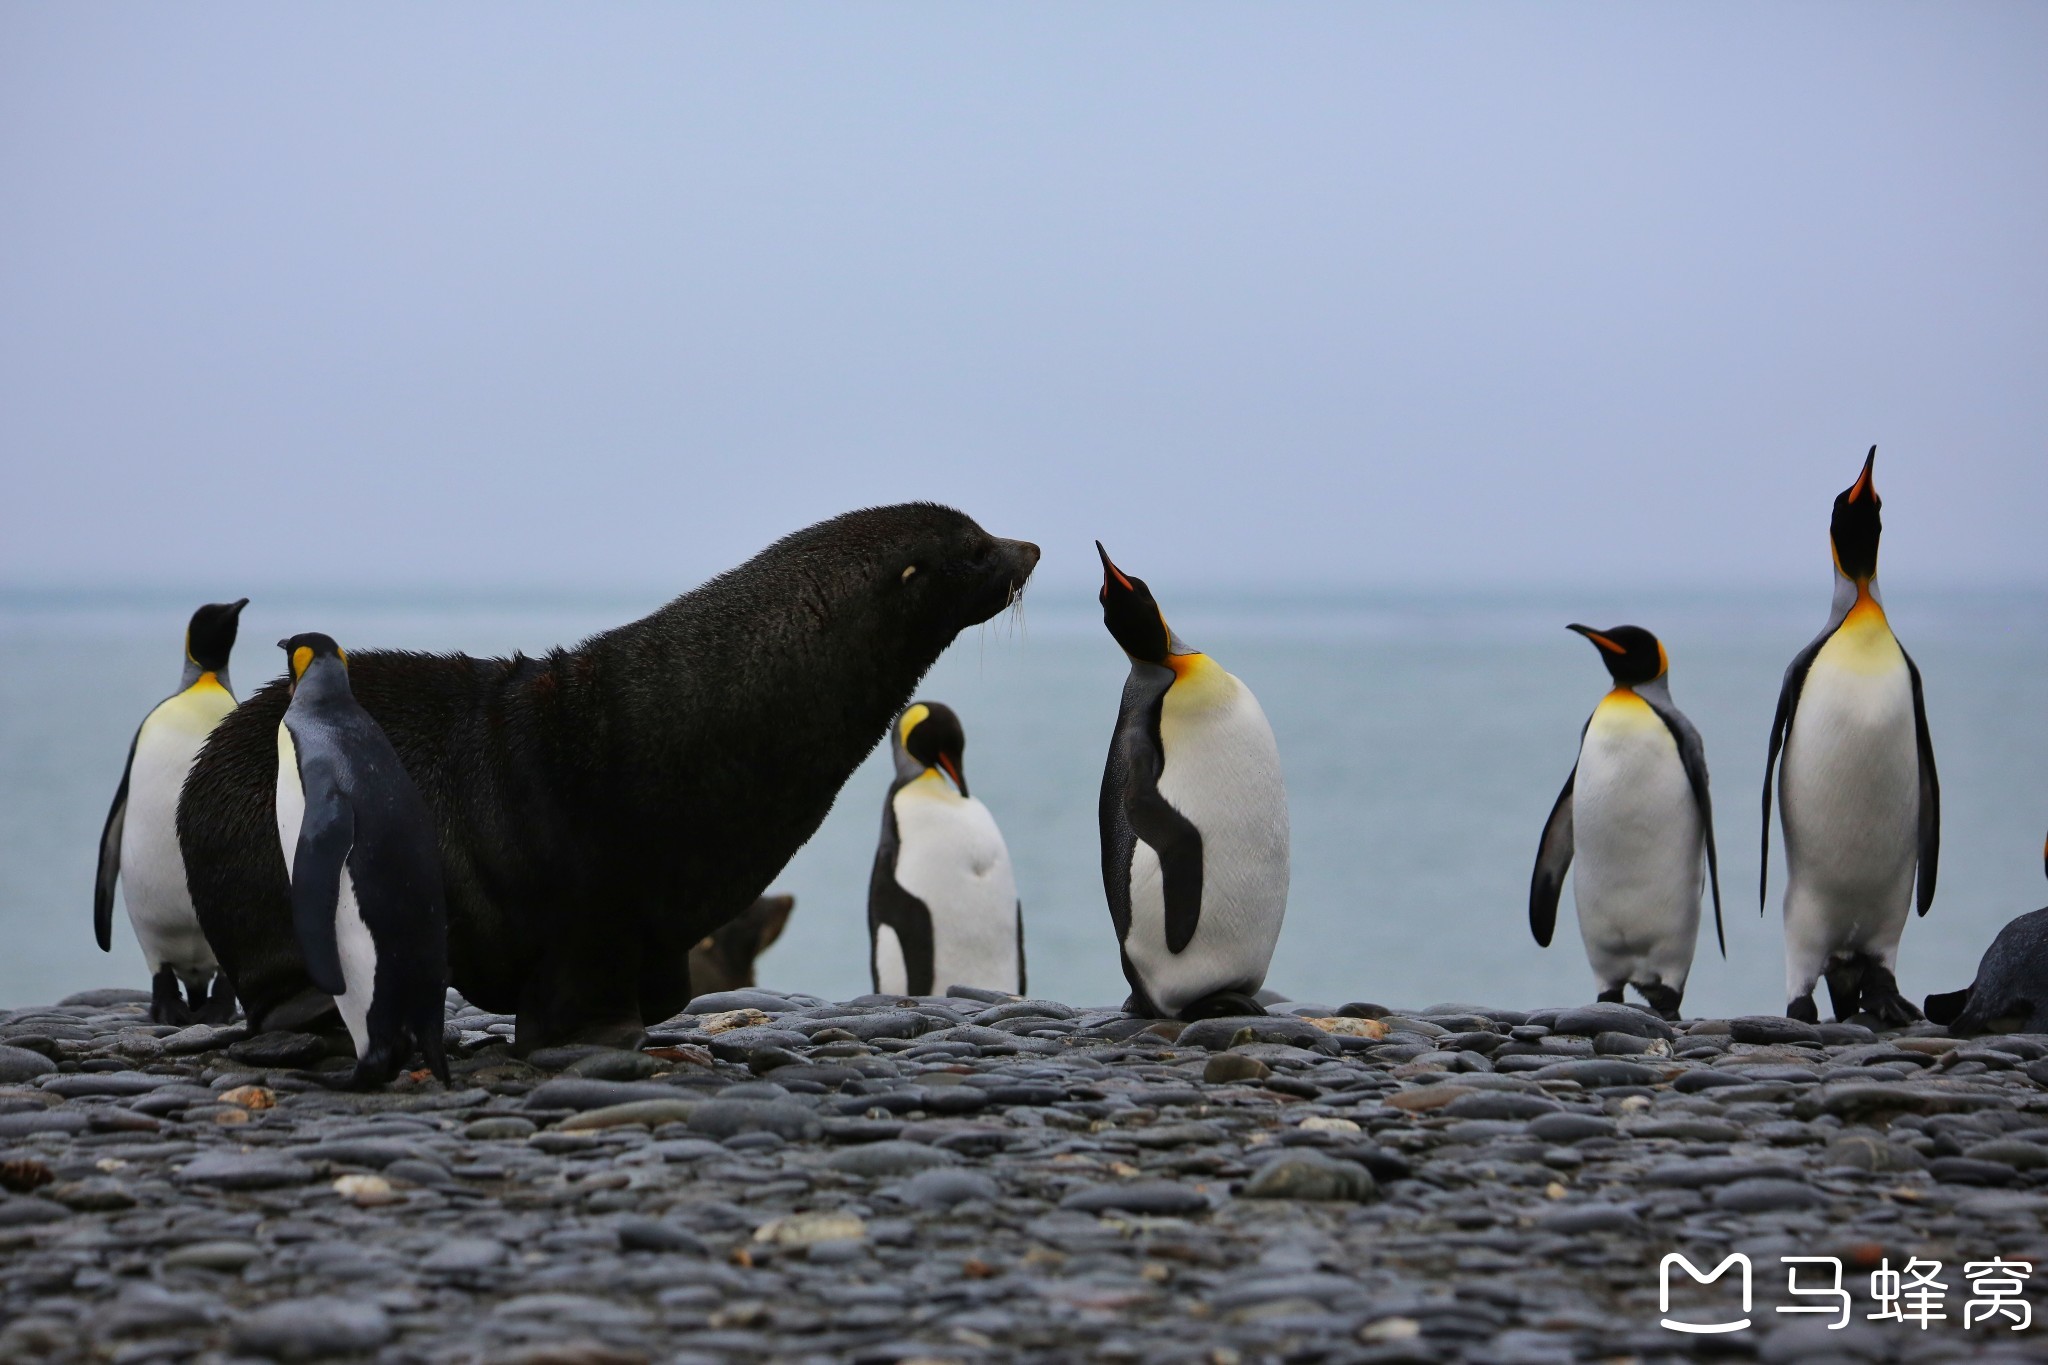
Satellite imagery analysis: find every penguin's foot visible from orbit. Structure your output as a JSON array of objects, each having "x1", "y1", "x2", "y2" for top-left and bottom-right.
[
  {"x1": 1786, "y1": 993, "x2": 1820, "y2": 1024},
  {"x1": 1178, "y1": 991, "x2": 1268, "y2": 1022},
  {"x1": 1635, "y1": 982, "x2": 1684, "y2": 1022},
  {"x1": 346, "y1": 1047, "x2": 404, "y2": 1091},
  {"x1": 1595, "y1": 986, "x2": 1626, "y2": 1005},
  {"x1": 196, "y1": 974, "x2": 237, "y2": 1025},
  {"x1": 1823, "y1": 958, "x2": 1868, "y2": 1022},
  {"x1": 1855, "y1": 964, "x2": 1923, "y2": 1028},
  {"x1": 149, "y1": 969, "x2": 194, "y2": 1027}
]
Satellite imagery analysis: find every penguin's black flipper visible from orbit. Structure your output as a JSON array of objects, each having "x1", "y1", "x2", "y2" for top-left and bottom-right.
[
  {"x1": 1904, "y1": 650, "x2": 1940, "y2": 916},
  {"x1": 1127, "y1": 784, "x2": 1205, "y2": 954},
  {"x1": 1647, "y1": 697, "x2": 1725, "y2": 957},
  {"x1": 1015, "y1": 901, "x2": 1026, "y2": 997},
  {"x1": 289, "y1": 759, "x2": 354, "y2": 999},
  {"x1": 94, "y1": 726, "x2": 142, "y2": 952},
  {"x1": 1530, "y1": 766, "x2": 1575, "y2": 949},
  {"x1": 1760, "y1": 633, "x2": 1827, "y2": 913}
]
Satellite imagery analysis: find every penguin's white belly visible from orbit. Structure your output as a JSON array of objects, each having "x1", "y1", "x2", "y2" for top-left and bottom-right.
[
  {"x1": 275, "y1": 723, "x2": 377, "y2": 1058},
  {"x1": 119, "y1": 691, "x2": 231, "y2": 978},
  {"x1": 1571, "y1": 696, "x2": 1701, "y2": 988},
  {"x1": 1126, "y1": 667, "x2": 1289, "y2": 1016},
  {"x1": 892, "y1": 786, "x2": 1021, "y2": 994},
  {"x1": 332, "y1": 869, "x2": 377, "y2": 1059},
  {"x1": 1781, "y1": 631, "x2": 1918, "y2": 956},
  {"x1": 873, "y1": 924, "x2": 910, "y2": 997},
  {"x1": 274, "y1": 724, "x2": 306, "y2": 875}
]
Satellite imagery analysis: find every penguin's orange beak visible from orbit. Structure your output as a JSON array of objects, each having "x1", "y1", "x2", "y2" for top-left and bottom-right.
[
  {"x1": 1096, "y1": 540, "x2": 1133, "y2": 598},
  {"x1": 937, "y1": 753, "x2": 968, "y2": 799},
  {"x1": 1567, "y1": 624, "x2": 1626, "y2": 655},
  {"x1": 1846, "y1": 446, "x2": 1876, "y2": 504}
]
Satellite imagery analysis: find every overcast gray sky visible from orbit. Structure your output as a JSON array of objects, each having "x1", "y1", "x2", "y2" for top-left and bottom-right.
[{"x1": 3, "y1": 5, "x2": 2043, "y2": 596}]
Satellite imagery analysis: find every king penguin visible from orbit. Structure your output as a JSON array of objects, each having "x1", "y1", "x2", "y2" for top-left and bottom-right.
[
  {"x1": 868, "y1": 702, "x2": 1024, "y2": 997},
  {"x1": 1762, "y1": 447, "x2": 1939, "y2": 1025},
  {"x1": 1530, "y1": 624, "x2": 1723, "y2": 1020},
  {"x1": 274, "y1": 633, "x2": 450, "y2": 1087},
  {"x1": 95, "y1": 598, "x2": 248, "y2": 1024},
  {"x1": 1096, "y1": 542, "x2": 1289, "y2": 1021}
]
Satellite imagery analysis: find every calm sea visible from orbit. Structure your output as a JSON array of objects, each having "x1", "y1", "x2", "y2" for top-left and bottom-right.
[{"x1": 3, "y1": 585, "x2": 2042, "y2": 1020}]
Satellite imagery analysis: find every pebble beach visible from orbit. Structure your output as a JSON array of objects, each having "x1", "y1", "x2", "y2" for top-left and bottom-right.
[{"x1": 2, "y1": 988, "x2": 2045, "y2": 1365}]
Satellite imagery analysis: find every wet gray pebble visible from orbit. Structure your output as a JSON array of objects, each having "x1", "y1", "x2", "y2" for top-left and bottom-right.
[{"x1": 232, "y1": 1297, "x2": 393, "y2": 1359}]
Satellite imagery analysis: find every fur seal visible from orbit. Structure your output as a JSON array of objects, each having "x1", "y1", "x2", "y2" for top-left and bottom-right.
[
  {"x1": 178, "y1": 504, "x2": 1038, "y2": 1052},
  {"x1": 1924, "y1": 837, "x2": 2048, "y2": 1035}
]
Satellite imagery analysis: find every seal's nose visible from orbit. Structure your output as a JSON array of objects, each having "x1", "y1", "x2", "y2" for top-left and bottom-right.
[{"x1": 1003, "y1": 539, "x2": 1042, "y2": 578}]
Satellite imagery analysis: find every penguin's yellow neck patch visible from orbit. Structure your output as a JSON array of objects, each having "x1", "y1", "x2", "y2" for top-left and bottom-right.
[
  {"x1": 1823, "y1": 582, "x2": 1902, "y2": 675},
  {"x1": 186, "y1": 671, "x2": 230, "y2": 700},
  {"x1": 291, "y1": 646, "x2": 314, "y2": 681},
  {"x1": 903, "y1": 766, "x2": 959, "y2": 801},
  {"x1": 1162, "y1": 651, "x2": 1239, "y2": 712},
  {"x1": 1591, "y1": 687, "x2": 1659, "y2": 731}
]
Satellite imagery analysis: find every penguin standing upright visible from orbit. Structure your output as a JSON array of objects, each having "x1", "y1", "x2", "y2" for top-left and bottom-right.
[
  {"x1": 95, "y1": 599, "x2": 248, "y2": 1024},
  {"x1": 1096, "y1": 542, "x2": 1289, "y2": 1021},
  {"x1": 1531, "y1": 624, "x2": 1723, "y2": 1020},
  {"x1": 274, "y1": 633, "x2": 449, "y2": 1087},
  {"x1": 1762, "y1": 448, "x2": 1939, "y2": 1025},
  {"x1": 868, "y1": 702, "x2": 1023, "y2": 997}
]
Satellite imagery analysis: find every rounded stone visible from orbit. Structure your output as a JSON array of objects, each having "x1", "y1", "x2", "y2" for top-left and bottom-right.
[
  {"x1": 1203, "y1": 1054, "x2": 1271, "y2": 1084},
  {"x1": 618, "y1": 1218, "x2": 708, "y2": 1254},
  {"x1": 885, "y1": 1168, "x2": 1001, "y2": 1210},
  {"x1": 1712, "y1": 1178, "x2": 1827, "y2": 1212},
  {"x1": 1241, "y1": 1152, "x2": 1378, "y2": 1202},
  {"x1": 825, "y1": 1141, "x2": 960, "y2": 1177},
  {"x1": 419, "y1": 1237, "x2": 508, "y2": 1273},
  {"x1": 1729, "y1": 1016, "x2": 1824, "y2": 1046},
  {"x1": 463, "y1": 1115, "x2": 537, "y2": 1140},
  {"x1": 1443, "y1": 1092, "x2": 1559, "y2": 1121},
  {"x1": 0, "y1": 1046, "x2": 57, "y2": 1083},
  {"x1": 162, "y1": 1240, "x2": 263, "y2": 1271},
  {"x1": 232, "y1": 1298, "x2": 393, "y2": 1360},
  {"x1": 1060, "y1": 1181, "x2": 1210, "y2": 1216}
]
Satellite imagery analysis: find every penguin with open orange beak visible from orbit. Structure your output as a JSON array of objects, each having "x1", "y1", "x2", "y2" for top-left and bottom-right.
[{"x1": 1096, "y1": 542, "x2": 1290, "y2": 1021}]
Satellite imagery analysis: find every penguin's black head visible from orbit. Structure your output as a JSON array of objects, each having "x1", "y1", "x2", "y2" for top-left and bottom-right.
[
  {"x1": 1568, "y1": 623, "x2": 1667, "y2": 687},
  {"x1": 898, "y1": 700, "x2": 968, "y2": 796},
  {"x1": 1829, "y1": 446, "x2": 1882, "y2": 582},
  {"x1": 1097, "y1": 541, "x2": 1176, "y2": 665},
  {"x1": 278, "y1": 632, "x2": 348, "y2": 694},
  {"x1": 185, "y1": 598, "x2": 248, "y2": 674}
]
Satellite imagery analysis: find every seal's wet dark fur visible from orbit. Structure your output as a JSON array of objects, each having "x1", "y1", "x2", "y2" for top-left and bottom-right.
[{"x1": 178, "y1": 505, "x2": 1038, "y2": 1052}]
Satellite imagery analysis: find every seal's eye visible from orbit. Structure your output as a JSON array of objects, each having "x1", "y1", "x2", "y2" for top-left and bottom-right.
[{"x1": 900, "y1": 565, "x2": 919, "y2": 584}]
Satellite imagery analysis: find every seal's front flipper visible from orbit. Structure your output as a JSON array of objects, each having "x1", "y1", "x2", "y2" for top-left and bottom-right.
[{"x1": 1922, "y1": 986, "x2": 1973, "y2": 1027}]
